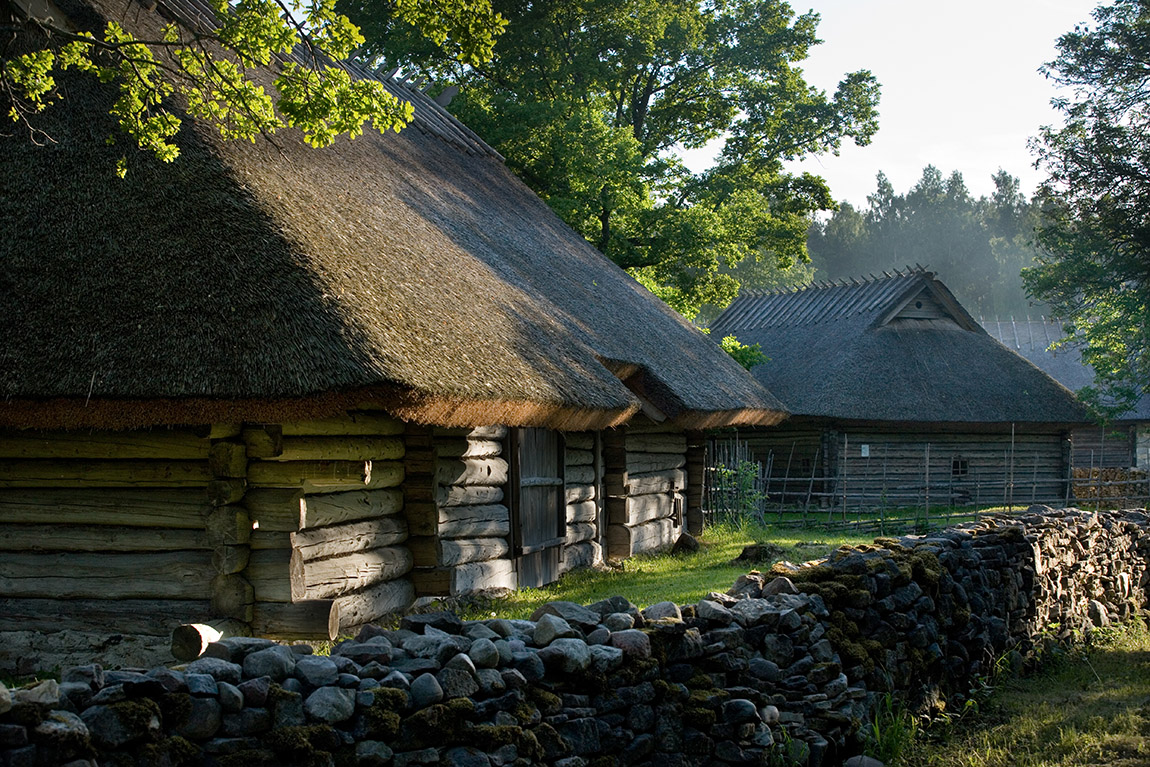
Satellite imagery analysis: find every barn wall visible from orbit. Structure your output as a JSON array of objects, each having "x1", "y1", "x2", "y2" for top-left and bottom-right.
[
  {"x1": 561, "y1": 432, "x2": 601, "y2": 574},
  {"x1": 1071, "y1": 425, "x2": 1135, "y2": 469},
  {"x1": 606, "y1": 418, "x2": 686, "y2": 559}
]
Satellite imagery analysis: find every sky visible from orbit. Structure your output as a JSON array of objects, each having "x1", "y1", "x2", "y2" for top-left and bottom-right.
[{"x1": 686, "y1": 0, "x2": 1102, "y2": 210}]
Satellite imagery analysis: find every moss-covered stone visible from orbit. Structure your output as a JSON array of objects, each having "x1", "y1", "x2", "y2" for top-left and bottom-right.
[
  {"x1": 397, "y1": 698, "x2": 476, "y2": 750},
  {"x1": 263, "y1": 723, "x2": 342, "y2": 767},
  {"x1": 526, "y1": 687, "x2": 562, "y2": 716},
  {"x1": 683, "y1": 705, "x2": 716, "y2": 730},
  {"x1": 137, "y1": 735, "x2": 198, "y2": 767},
  {"x1": 217, "y1": 748, "x2": 277, "y2": 767},
  {"x1": 157, "y1": 693, "x2": 193, "y2": 730}
]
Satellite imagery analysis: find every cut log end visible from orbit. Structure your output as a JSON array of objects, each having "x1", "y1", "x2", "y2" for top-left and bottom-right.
[{"x1": 170, "y1": 619, "x2": 248, "y2": 662}]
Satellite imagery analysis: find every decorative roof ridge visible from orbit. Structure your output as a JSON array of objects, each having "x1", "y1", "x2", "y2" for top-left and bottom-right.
[{"x1": 738, "y1": 264, "x2": 933, "y2": 300}]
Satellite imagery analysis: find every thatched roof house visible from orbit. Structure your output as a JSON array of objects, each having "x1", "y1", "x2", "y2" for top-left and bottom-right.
[
  {"x1": 982, "y1": 318, "x2": 1150, "y2": 469},
  {"x1": 0, "y1": 0, "x2": 784, "y2": 668},
  {"x1": 710, "y1": 269, "x2": 1090, "y2": 509}
]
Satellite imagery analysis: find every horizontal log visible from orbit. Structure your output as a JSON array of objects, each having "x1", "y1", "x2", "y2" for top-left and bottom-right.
[
  {"x1": 616, "y1": 493, "x2": 677, "y2": 526},
  {"x1": 0, "y1": 460, "x2": 212, "y2": 488},
  {"x1": 0, "y1": 524, "x2": 211, "y2": 552},
  {"x1": 437, "y1": 537, "x2": 510, "y2": 566},
  {"x1": 244, "y1": 488, "x2": 303, "y2": 531},
  {"x1": 0, "y1": 487, "x2": 209, "y2": 527},
  {"x1": 435, "y1": 426, "x2": 508, "y2": 440},
  {"x1": 209, "y1": 442, "x2": 247, "y2": 479},
  {"x1": 301, "y1": 489, "x2": 404, "y2": 529},
  {"x1": 566, "y1": 484, "x2": 596, "y2": 504},
  {"x1": 433, "y1": 439, "x2": 503, "y2": 459},
  {"x1": 561, "y1": 541, "x2": 600, "y2": 573},
  {"x1": 0, "y1": 551, "x2": 214, "y2": 599},
  {"x1": 250, "y1": 531, "x2": 291, "y2": 549},
  {"x1": 281, "y1": 413, "x2": 404, "y2": 437},
  {"x1": 623, "y1": 420, "x2": 678, "y2": 435},
  {"x1": 303, "y1": 546, "x2": 413, "y2": 600},
  {"x1": 0, "y1": 430, "x2": 211, "y2": 460},
  {"x1": 566, "y1": 500, "x2": 597, "y2": 524},
  {"x1": 334, "y1": 578, "x2": 414, "y2": 630},
  {"x1": 292, "y1": 518, "x2": 408, "y2": 561},
  {"x1": 564, "y1": 449, "x2": 594, "y2": 467},
  {"x1": 257, "y1": 437, "x2": 405, "y2": 463},
  {"x1": 440, "y1": 504, "x2": 510, "y2": 539},
  {"x1": 450, "y1": 559, "x2": 514, "y2": 595},
  {"x1": 439, "y1": 485, "x2": 504, "y2": 507},
  {"x1": 437, "y1": 457, "x2": 509, "y2": 487},
  {"x1": 565, "y1": 522, "x2": 596, "y2": 545},
  {"x1": 247, "y1": 460, "x2": 403, "y2": 491},
  {"x1": 563, "y1": 433, "x2": 594, "y2": 450},
  {"x1": 625, "y1": 433, "x2": 688, "y2": 454},
  {"x1": 626, "y1": 469, "x2": 686, "y2": 494},
  {"x1": 251, "y1": 600, "x2": 340, "y2": 640},
  {"x1": 245, "y1": 549, "x2": 304, "y2": 603},
  {"x1": 565, "y1": 466, "x2": 595, "y2": 485},
  {"x1": 0, "y1": 597, "x2": 211, "y2": 634},
  {"x1": 626, "y1": 452, "x2": 686, "y2": 474},
  {"x1": 607, "y1": 518, "x2": 675, "y2": 559}
]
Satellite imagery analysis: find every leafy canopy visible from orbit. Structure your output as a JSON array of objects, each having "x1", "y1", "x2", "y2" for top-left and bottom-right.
[
  {"x1": 344, "y1": 0, "x2": 880, "y2": 319},
  {"x1": 1, "y1": 0, "x2": 506, "y2": 175},
  {"x1": 1025, "y1": 0, "x2": 1150, "y2": 415}
]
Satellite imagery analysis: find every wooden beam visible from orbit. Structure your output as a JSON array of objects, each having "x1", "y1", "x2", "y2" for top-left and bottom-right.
[
  {"x1": 300, "y1": 489, "x2": 403, "y2": 529},
  {"x1": 0, "y1": 524, "x2": 211, "y2": 552},
  {"x1": 302, "y1": 547, "x2": 413, "y2": 600},
  {"x1": 436, "y1": 457, "x2": 508, "y2": 487},
  {"x1": 626, "y1": 453, "x2": 686, "y2": 474},
  {"x1": 258, "y1": 437, "x2": 404, "y2": 462},
  {"x1": 280, "y1": 413, "x2": 404, "y2": 436},
  {"x1": 0, "y1": 551, "x2": 214, "y2": 599},
  {"x1": 0, "y1": 460, "x2": 211, "y2": 488},
  {"x1": 209, "y1": 442, "x2": 248, "y2": 479},
  {"x1": 334, "y1": 578, "x2": 414, "y2": 630},
  {"x1": 247, "y1": 460, "x2": 403, "y2": 491},
  {"x1": 250, "y1": 600, "x2": 340, "y2": 640},
  {"x1": 440, "y1": 504, "x2": 510, "y2": 539},
  {"x1": 291, "y1": 518, "x2": 408, "y2": 561},
  {"x1": 0, "y1": 597, "x2": 211, "y2": 634},
  {"x1": 436, "y1": 537, "x2": 510, "y2": 567},
  {"x1": 0, "y1": 488, "x2": 208, "y2": 527},
  {"x1": 0, "y1": 430, "x2": 210, "y2": 460},
  {"x1": 433, "y1": 439, "x2": 503, "y2": 459}
]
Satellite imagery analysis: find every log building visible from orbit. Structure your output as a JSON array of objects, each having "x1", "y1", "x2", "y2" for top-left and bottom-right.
[
  {"x1": 710, "y1": 270, "x2": 1089, "y2": 509},
  {"x1": 0, "y1": 0, "x2": 785, "y2": 652}
]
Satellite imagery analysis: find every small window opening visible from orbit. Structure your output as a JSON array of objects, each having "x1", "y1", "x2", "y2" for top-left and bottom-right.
[
  {"x1": 915, "y1": 300, "x2": 923, "y2": 309},
  {"x1": 951, "y1": 456, "x2": 969, "y2": 477}
]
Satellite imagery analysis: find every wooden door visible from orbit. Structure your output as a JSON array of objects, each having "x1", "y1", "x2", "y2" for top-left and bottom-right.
[{"x1": 510, "y1": 428, "x2": 566, "y2": 588}]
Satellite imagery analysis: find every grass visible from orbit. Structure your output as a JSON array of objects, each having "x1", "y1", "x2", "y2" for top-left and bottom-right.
[
  {"x1": 901, "y1": 620, "x2": 1150, "y2": 767},
  {"x1": 454, "y1": 520, "x2": 875, "y2": 620}
]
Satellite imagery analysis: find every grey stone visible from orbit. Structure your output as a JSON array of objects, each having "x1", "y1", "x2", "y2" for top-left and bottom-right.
[
  {"x1": 173, "y1": 696, "x2": 222, "y2": 740},
  {"x1": 238, "y1": 676, "x2": 271, "y2": 707},
  {"x1": 844, "y1": 757, "x2": 885, "y2": 767},
  {"x1": 500, "y1": 668, "x2": 528, "y2": 689},
  {"x1": 186, "y1": 673, "x2": 219, "y2": 696},
  {"x1": 530, "y1": 601, "x2": 602, "y2": 632},
  {"x1": 381, "y1": 670, "x2": 412, "y2": 690},
  {"x1": 356, "y1": 739, "x2": 395, "y2": 766},
  {"x1": 242, "y1": 645, "x2": 296, "y2": 682},
  {"x1": 729, "y1": 598, "x2": 776, "y2": 627},
  {"x1": 464, "y1": 623, "x2": 501, "y2": 641},
  {"x1": 334, "y1": 641, "x2": 392, "y2": 665},
  {"x1": 88, "y1": 684, "x2": 126, "y2": 705},
  {"x1": 272, "y1": 690, "x2": 306, "y2": 729},
  {"x1": 185, "y1": 657, "x2": 243, "y2": 685},
  {"x1": 5, "y1": 745, "x2": 36, "y2": 767},
  {"x1": 1088, "y1": 599, "x2": 1111, "y2": 628},
  {"x1": 476, "y1": 668, "x2": 506, "y2": 695},
  {"x1": 589, "y1": 644, "x2": 624, "y2": 673},
  {"x1": 442, "y1": 746, "x2": 492, "y2": 767},
  {"x1": 722, "y1": 698, "x2": 760, "y2": 724},
  {"x1": 556, "y1": 717, "x2": 600, "y2": 755},
  {"x1": 437, "y1": 668, "x2": 480, "y2": 698},
  {"x1": 357, "y1": 690, "x2": 375, "y2": 708},
  {"x1": 642, "y1": 601, "x2": 682, "y2": 622},
  {"x1": 304, "y1": 686, "x2": 356, "y2": 724},
  {"x1": 585, "y1": 627, "x2": 611, "y2": 645},
  {"x1": 359, "y1": 661, "x2": 390, "y2": 680},
  {"x1": 445, "y1": 652, "x2": 478, "y2": 675},
  {"x1": 147, "y1": 667, "x2": 187, "y2": 692},
  {"x1": 601, "y1": 612, "x2": 635, "y2": 631},
  {"x1": 281, "y1": 677, "x2": 304, "y2": 694},
  {"x1": 409, "y1": 673, "x2": 444, "y2": 708},
  {"x1": 697, "y1": 599, "x2": 735, "y2": 624},
  {"x1": 392, "y1": 747, "x2": 440, "y2": 766},
  {"x1": 810, "y1": 638, "x2": 836, "y2": 662},
  {"x1": 538, "y1": 638, "x2": 591, "y2": 673},
  {"x1": 59, "y1": 682, "x2": 93, "y2": 708},
  {"x1": 587, "y1": 595, "x2": 635, "y2": 617},
  {"x1": 221, "y1": 707, "x2": 272, "y2": 737},
  {"x1": 217, "y1": 681, "x2": 244, "y2": 713},
  {"x1": 0, "y1": 723, "x2": 28, "y2": 749},
  {"x1": 33, "y1": 710, "x2": 89, "y2": 746},
  {"x1": 748, "y1": 658, "x2": 780, "y2": 681},
  {"x1": 13, "y1": 680, "x2": 59, "y2": 707},
  {"x1": 759, "y1": 705, "x2": 779, "y2": 724},
  {"x1": 295, "y1": 655, "x2": 340, "y2": 687},
  {"x1": 401, "y1": 611, "x2": 463, "y2": 634},
  {"x1": 510, "y1": 651, "x2": 545, "y2": 682},
  {"x1": 81, "y1": 703, "x2": 161, "y2": 749},
  {"x1": 485, "y1": 619, "x2": 515, "y2": 637},
  {"x1": 218, "y1": 637, "x2": 276, "y2": 660},
  {"x1": 469, "y1": 638, "x2": 500, "y2": 669},
  {"x1": 494, "y1": 639, "x2": 514, "y2": 665},
  {"x1": 62, "y1": 664, "x2": 104, "y2": 690},
  {"x1": 608, "y1": 629, "x2": 651, "y2": 659},
  {"x1": 0, "y1": 680, "x2": 10, "y2": 715},
  {"x1": 534, "y1": 613, "x2": 580, "y2": 646},
  {"x1": 763, "y1": 576, "x2": 799, "y2": 596}
]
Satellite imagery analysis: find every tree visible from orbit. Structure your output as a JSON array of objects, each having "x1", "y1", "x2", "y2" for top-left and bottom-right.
[
  {"x1": 1026, "y1": 0, "x2": 1150, "y2": 413},
  {"x1": 1, "y1": 0, "x2": 506, "y2": 174},
  {"x1": 343, "y1": 0, "x2": 880, "y2": 319}
]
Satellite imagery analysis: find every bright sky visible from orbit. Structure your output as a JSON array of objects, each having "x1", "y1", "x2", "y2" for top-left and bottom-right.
[{"x1": 687, "y1": 0, "x2": 1102, "y2": 209}]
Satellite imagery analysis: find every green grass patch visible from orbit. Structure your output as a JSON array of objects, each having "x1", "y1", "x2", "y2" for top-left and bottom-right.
[
  {"x1": 902, "y1": 620, "x2": 1150, "y2": 767},
  {"x1": 457, "y1": 520, "x2": 875, "y2": 620}
]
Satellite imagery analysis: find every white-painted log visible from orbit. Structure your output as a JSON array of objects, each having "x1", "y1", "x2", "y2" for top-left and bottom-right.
[
  {"x1": 439, "y1": 504, "x2": 510, "y2": 539},
  {"x1": 334, "y1": 578, "x2": 414, "y2": 629},
  {"x1": 433, "y1": 439, "x2": 503, "y2": 459},
  {"x1": 303, "y1": 546, "x2": 413, "y2": 600},
  {"x1": 281, "y1": 414, "x2": 404, "y2": 436},
  {"x1": 565, "y1": 522, "x2": 596, "y2": 545},
  {"x1": 300, "y1": 489, "x2": 403, "y2": 529},
  {"x1": 0, "y1": 430, "x2": 211, "y2": 460},
  {"x1": 437, "y1": 537, "x2": 510, "y2": 566},
  {"x1": 564, "y1": 449, "x2": 594, "y2": 467},
  {"x1": 625, "y1": 433, "x2": 688, "y2": 454},
  {"x1": 565, "y1": 466, "x2": 595, "y2": 484},
  {"x1": 626, "y1": 452, "x2": 686, "y2": 474},
  {"x1": 436, "y1": 457, "x2": 508, "y2": 487},
  {"x1": 291, "y1": 518, "x2": 408, "y2": 561},
  {"x1": 566, "y1": 500, "x2": 597, "y2": 524},
  {"x1": 0, "y1": 551, "x2": 214, "y2": 599},
  {"x1": 565, "y1": 484, "x2": 596, "y2": 504},
  {"x1": 626, "y1": 468, "x2": 686, "y2": 494},
  {"x1": 439, "y1": 485, "x2": 504, "y2": 507},
  {"x1": 450, "y1": 559, "x2": 515, "y2": 594}
]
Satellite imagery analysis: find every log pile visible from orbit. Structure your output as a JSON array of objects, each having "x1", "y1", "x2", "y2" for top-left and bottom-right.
[
  {"x1": 1071, "y1": 466, "x2": 1150, "y2": 506},
  {"x1": 606, "y1": 423, "x2": 686, "y2": 559},
  {"x1": 562, "y1": 432, "x2": 600, "y2": 573}
]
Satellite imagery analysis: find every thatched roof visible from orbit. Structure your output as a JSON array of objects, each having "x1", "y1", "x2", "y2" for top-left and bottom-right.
[
  {"x1": 711, "y1": 269, "x2": 1089, "y2": 425},
  {"x1": 0, "y1": 0, "x2": 785, "y2": 432},
  {"x1": 981, "y1": 318, "x2": 1150, "y2": 422}
]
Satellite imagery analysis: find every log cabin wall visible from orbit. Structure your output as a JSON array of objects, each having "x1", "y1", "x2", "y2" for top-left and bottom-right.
[
  {"x1": 0, "y1": 427, "x2": 220, "y2": 647},
  {"x1": 561, "y1": 432, "x2": 601, "y2": 574},
  {"x1": 408, "y1": 426, "x2": 514, "y2": 597},
  {"x1": 1070, "y1": 425, "x2": 1136, "y2": 469},
  {"x1": 1138, "y1": 426, "x2": 1150, "y2": 470},
  {"x1": 241, "y1": 413, "x2": 412, "y2": 638},
  {"x1": 606, "y1": 418, "x2": 687, "y2": 559}
]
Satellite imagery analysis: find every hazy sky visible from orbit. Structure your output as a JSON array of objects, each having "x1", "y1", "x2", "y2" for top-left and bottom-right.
[{"x1": 687, "y1": 0, "x2": 1102, "y2": 209}]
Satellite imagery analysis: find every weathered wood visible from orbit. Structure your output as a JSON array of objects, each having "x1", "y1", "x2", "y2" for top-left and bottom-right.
[
  {"x1": 406, "y1": 536, "x2": 438, "y2": 568},
  {"x1": 0, "y1": 430, "x2": 211, "y2": 460},
  {"x1": 561, "y1": 541, "x2": 599, "y2": 572},
  {"x1": 436, "y1": 537, "x2": 510, "y2": 566},
  {"x1": 565, "y1": 522, "x2": 596, "y2": 545},
  {"x1": 208, "y1": 479, "x2": 246, "y2": 507},
  {"x1": 436, "y1": 457, "x2": 508, "y2": 487},
  {"x1": 302, "y1": 547, "x2": 413, "y2": 600},
  {"x1": 564, "y1": 449, "x2": 594, "y2": 467},
  {"x1": 209, "y1": 442, "x2": 248, "y2": 478},
  {"x1": 0, "y1": 488, "x2": 209, "y2": 527},
  {"x1": 433, "y1": 439, "x2": 503, "y2": 459},
  {"x1": 0, "y1": 551, "x2": 214, "y2": 599},
  {"x1": 257, "y1": 437, "x2": 405, "y2": 462},
  {"x1": 211, "y1": 574, "x2": 254, "y2": 621},
  {"x1": 411, "y1": 568, "x2": 450, "y2": 596},
  {"x1": 607, "y1": 518, "x2": 675, "y2": 559},
  {"x1": 244, "y1": 488, "x2": 303, "y2": 531},
  {"x1": 334, "y1": 578, "x2": 414, "y2": 629},
  {"x1": 0, "y1": 524, "x2": 210, "y2": 552},
  {"x1": 438, "y1": 485, "x2": 504, "y2": 507},
  {"x1": 300, "y1": 489, "x2": 403, "y2": 529},
  {"x1": 435, "y1": 426, "x2": 508, "y2": 440},
  {"x1": 626, "y1": 468, "x2": 686, "y2": 494},
  {"x1": 281, "y1": 413, "x2": 404, "y2": 437},
  {"x1": 247, "y1": 460, "x2": 403, "y2": 491},
  {"x1": 625, "y1": 433, "x2": 688, "y2": 454},
  {"x1": 242, "y1": 426, "x2": 284, "y2": 459},
  {"x1": 623, "y1": 419, "x2": 677, "y2": 435},
  {"x1": 250, "y1": 599, "x2": 340, "y2": 640},
  {"x1": 171, "y1": 619, "x2": 249, "y2": 662},
  {"x1": 450, "y1": 559, "x2": 514, "y2": 594},
  {"x1": 565, "y1": 484, "x2": 595, "y2": 504},
  {"x1": 249, "y1": 531, "x2": 292, "y2": 549},
  {"x1": 684, "y1": 435, "x2": 705, "y2": 536},
  {"x1": 440, "y1": 504, "x2": 510, "y2": 539},
  {"x1": 404, "y1": 501, "x2": 439, "y2": 537},
  {"x1": 212, "y1": 545, "x2": 250, "y2": 575},
  {"x1": 205, "y1": 506, "x2": 251, "y2": 546},
  {"x1": 0, "y1": 460, "x2": 212, "y2": 488},
  {"x1": 565, "y1": 466, "x2": 595, "y2": 485},
  {"x1": 616, "y1": 493, "x2": 675, "y2": 526},
  {"x1": 0, "y1": 597, "x2": 211, "y2": 634},
  {"x1": 626, "y1": 452, "x2": 686, "y2": 474},
  {"x1": 291, "y1": 518, "x2": 408, "y2": 561},
  {"x1": 566, "y1": 500, "x2": 597, "y2": 524},
  {"x1": 563, "y1": 433, "x2": 595, "y2": 450},
  {"x1": 245, "y1": 549, "x2": 303, "y2": 603}
]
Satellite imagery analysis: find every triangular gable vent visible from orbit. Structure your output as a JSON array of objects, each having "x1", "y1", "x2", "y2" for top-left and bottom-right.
[{"x1": 888, "y1": 287, "x2": 952, "y2": 323}]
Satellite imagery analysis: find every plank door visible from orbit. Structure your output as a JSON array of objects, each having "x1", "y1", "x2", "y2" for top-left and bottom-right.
[{"x1": 509, "y1": 427, "x2": 566, "y2": 589}]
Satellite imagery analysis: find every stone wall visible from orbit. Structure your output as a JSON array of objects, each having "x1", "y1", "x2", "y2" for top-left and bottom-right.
[{"x1": 3, "y1": 506, "x2": 1149, "y2": 767}]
